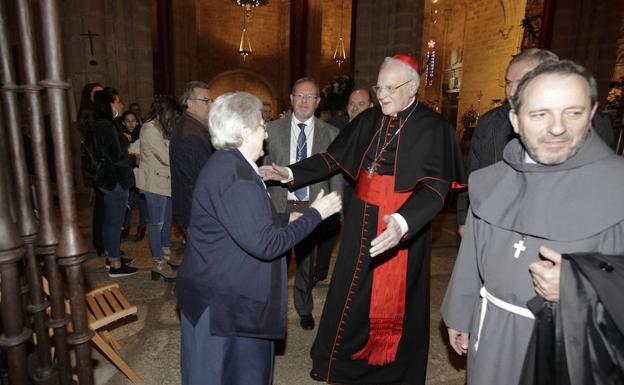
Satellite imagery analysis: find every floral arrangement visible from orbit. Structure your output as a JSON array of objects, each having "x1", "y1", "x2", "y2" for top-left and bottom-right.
[
  {"x1": 606, "y1": 77, "x2": 623, "y2": 111},
  {"x1": 321, "y1": 75, "x2": 354, "y2": 113}
]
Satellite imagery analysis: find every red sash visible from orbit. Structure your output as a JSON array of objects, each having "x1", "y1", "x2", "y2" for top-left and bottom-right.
[{"x1": 352, "y1": 170, "x2": 411, "y2": 365}]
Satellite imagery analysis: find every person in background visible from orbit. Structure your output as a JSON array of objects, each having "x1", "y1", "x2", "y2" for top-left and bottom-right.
[
  {"x1": 120, "y1": 110, "x2": 147, "y2": 241},
  {"x1": 78, "y1": 82, "x2": 104, "y2": 136},
  {"x1": 78, "y1": 82, "x2": 105, "y2": 255},
  {"x1": 175, "y1": 91, "x2": 342, "y2": 385},
  {"x1": 262, "y1": 102, "x2": 274, "y2": 122},
  {"x1": 329, "y1": 88, "x2": 375, "y2": 130},
  {"x1": 129, "y1": 102, "x2": 144, "y2": 126},
  {"x1": 263, "y1": 77, "x2": 343, "y2": 331},
  {"x1": 170, "y1": 81, "x2": 213, "y2": 233},
  {"x1": 92, "y1": 88, "x2": 137, "y2": 277},
  {"x1": 137, "y1": 96, "x2": 181, "y2": 281},
  {"x1": 170, "y1": 81, "x2": 214, "y2": 266}
]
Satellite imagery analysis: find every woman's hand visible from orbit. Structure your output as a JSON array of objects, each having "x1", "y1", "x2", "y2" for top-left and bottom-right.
[
  {"x1": 310, "y1": 190, "x2": 342, "y2": 220},
  {"x1": 289, "y1": 212, "x2": 303, "y2": 223}
]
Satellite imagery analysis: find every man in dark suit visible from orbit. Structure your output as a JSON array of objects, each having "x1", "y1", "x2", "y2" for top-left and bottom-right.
[
  {"x1": 263, "y1": 77, "x2": 343, "y2": 330},
  {"x1": 170, "y1": 81, "x2": 213, "y2": 265}
]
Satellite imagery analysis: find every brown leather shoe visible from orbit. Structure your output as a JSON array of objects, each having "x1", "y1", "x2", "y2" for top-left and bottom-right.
[
  {"x1": 151, "y1": 260, "x2": 176, "y2": 281},
  {"x1": 167, "y1": 253, "x2": 183, "y2": 267}
]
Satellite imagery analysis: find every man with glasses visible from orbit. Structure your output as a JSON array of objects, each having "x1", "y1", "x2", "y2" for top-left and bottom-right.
[
  {"x1": 263, "y1": 77, "x2": 342, "y2": 331},
  {"x1": 170, "y1": 81, "x2": 214, "y2": 264},
  {"x1": 260, "y1": 55, "x2": 464, "y2": 384}
]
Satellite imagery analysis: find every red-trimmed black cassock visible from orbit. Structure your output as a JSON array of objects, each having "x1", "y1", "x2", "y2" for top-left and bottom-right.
[{"x1": 289, "y1": 98, "x2": 465, "y2": 385}]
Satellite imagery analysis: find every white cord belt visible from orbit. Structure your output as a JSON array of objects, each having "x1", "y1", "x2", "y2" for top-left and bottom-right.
[{"x1": 474, "y1": 286, "x2": 535, "y2": 351}]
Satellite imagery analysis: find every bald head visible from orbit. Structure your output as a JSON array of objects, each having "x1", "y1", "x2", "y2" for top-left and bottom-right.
[
  {"x1": 505, "y1": 49, "x2": 559, "y2": 100},
  {"x1": 347, "y1": 88, "x2": 373, "y2": 121}
]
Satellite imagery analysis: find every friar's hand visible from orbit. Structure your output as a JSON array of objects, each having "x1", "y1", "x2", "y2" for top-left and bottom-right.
[
  {"x1": 259, "y1": 163, "x2": 289, "y2": 181},
  {"x1": 370, "y1": 215, "x2": 402, "y2": 257},
  {"x1": 529, "y1": 245, "x2": 562, "y2": 302},
  {"x1": 447, "y1": 327, "x2": 469, "y2": 356}
]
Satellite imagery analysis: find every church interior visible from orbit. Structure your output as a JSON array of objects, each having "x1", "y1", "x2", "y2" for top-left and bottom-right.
[{"x1": 0, "y1": 0, "x2": 623, "y2": 384}]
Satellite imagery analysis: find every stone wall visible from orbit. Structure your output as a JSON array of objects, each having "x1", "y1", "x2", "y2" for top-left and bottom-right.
[
  {"x1": 60, "y1": 0, "x2": 154, "y2": 117},
  {"x1": 615, "y1": 17, "x2": 624, "y2": 82},
  {"x1": 549, "y1": 0, "x2": 624, "y2": 108},
  {"x1": 457, "y1": 0, "x2": 526, "y2": 131},
  {"x1": 170, "y1": 0, "x2": 352, "y2": 114},
  {"x1": 353, "y1": 0, "x2": 425, "y2": 89},
  {"x1": 190, "y1": 0, "x2": 290, "y2": 111},
  {"x1": 416, "y1": 0, "x2": 525, "y2": 132}
]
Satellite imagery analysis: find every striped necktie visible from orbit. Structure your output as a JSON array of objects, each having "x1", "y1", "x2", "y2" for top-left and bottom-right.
[{"x1": 294, "y1": 123, "x2": 308, "y2": 200}]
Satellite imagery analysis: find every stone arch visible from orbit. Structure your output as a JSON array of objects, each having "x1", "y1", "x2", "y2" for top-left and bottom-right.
[{"x1": 208, "y1": 69, "x2": 279, "y2": 120}]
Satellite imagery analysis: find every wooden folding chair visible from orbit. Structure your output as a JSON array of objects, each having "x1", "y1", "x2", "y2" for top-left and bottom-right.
[
  {"x1": 85, "y1": 283, "x2": 140, "y2": 384},
  {"x1": 42, "y1": 279, "x2": 141, "y2": 384}
]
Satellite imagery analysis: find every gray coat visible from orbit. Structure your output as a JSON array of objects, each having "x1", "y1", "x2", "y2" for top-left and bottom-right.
[{"x1": 263, "y1": 117, "x2": 342, "y2": 213}]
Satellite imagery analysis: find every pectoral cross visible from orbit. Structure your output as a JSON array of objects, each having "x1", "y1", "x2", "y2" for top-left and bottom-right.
[
  {"x1": 367, "y1": 163, "x2": 377, "y2": 178},
  {"x1": 513, "y1": 239, "x2": 526, "y2": 259}
]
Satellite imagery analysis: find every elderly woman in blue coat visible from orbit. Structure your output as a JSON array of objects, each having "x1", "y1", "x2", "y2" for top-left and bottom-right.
[{"x1": 175, "y1": 92, "x2": 341, "y2": 385}]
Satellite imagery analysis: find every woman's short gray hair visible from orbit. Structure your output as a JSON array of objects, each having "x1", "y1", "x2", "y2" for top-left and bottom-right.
[{"x1": 209, "y1": 92, "x2": 262, "y2": 150}]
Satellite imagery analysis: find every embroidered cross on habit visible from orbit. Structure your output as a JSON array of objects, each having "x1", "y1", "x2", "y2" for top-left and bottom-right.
[{"x1": 513, "y1": 238, "x2": 526, "y2": 259}]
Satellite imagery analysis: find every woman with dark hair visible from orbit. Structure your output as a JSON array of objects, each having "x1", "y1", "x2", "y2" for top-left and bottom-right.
[
  {"x1": 137, "y1": 95, "x2": 181, "y2": 280},
  {"x1": 92, "y1": 89, "x2": 138, "y2": 277},
  {"x1": 120, "y1": 110, "x2": 148, "y2": 240},
  {"x1": 78, "y1": 82, "x2": 103, "y2": 135}
]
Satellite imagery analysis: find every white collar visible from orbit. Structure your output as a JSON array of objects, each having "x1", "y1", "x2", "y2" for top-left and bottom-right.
[
  {"x1": 390, "y1": 96, "x2": 417, "y2": 117},
  {"x1": 523, "y1": 151, "x2": 538, "y2": 164},
  {"x1": 239, "y1": 150, "x2": 260, "y2": 175},
  {"x1": 292, "y1": 115, "x2": 314, "y2": 127}
]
